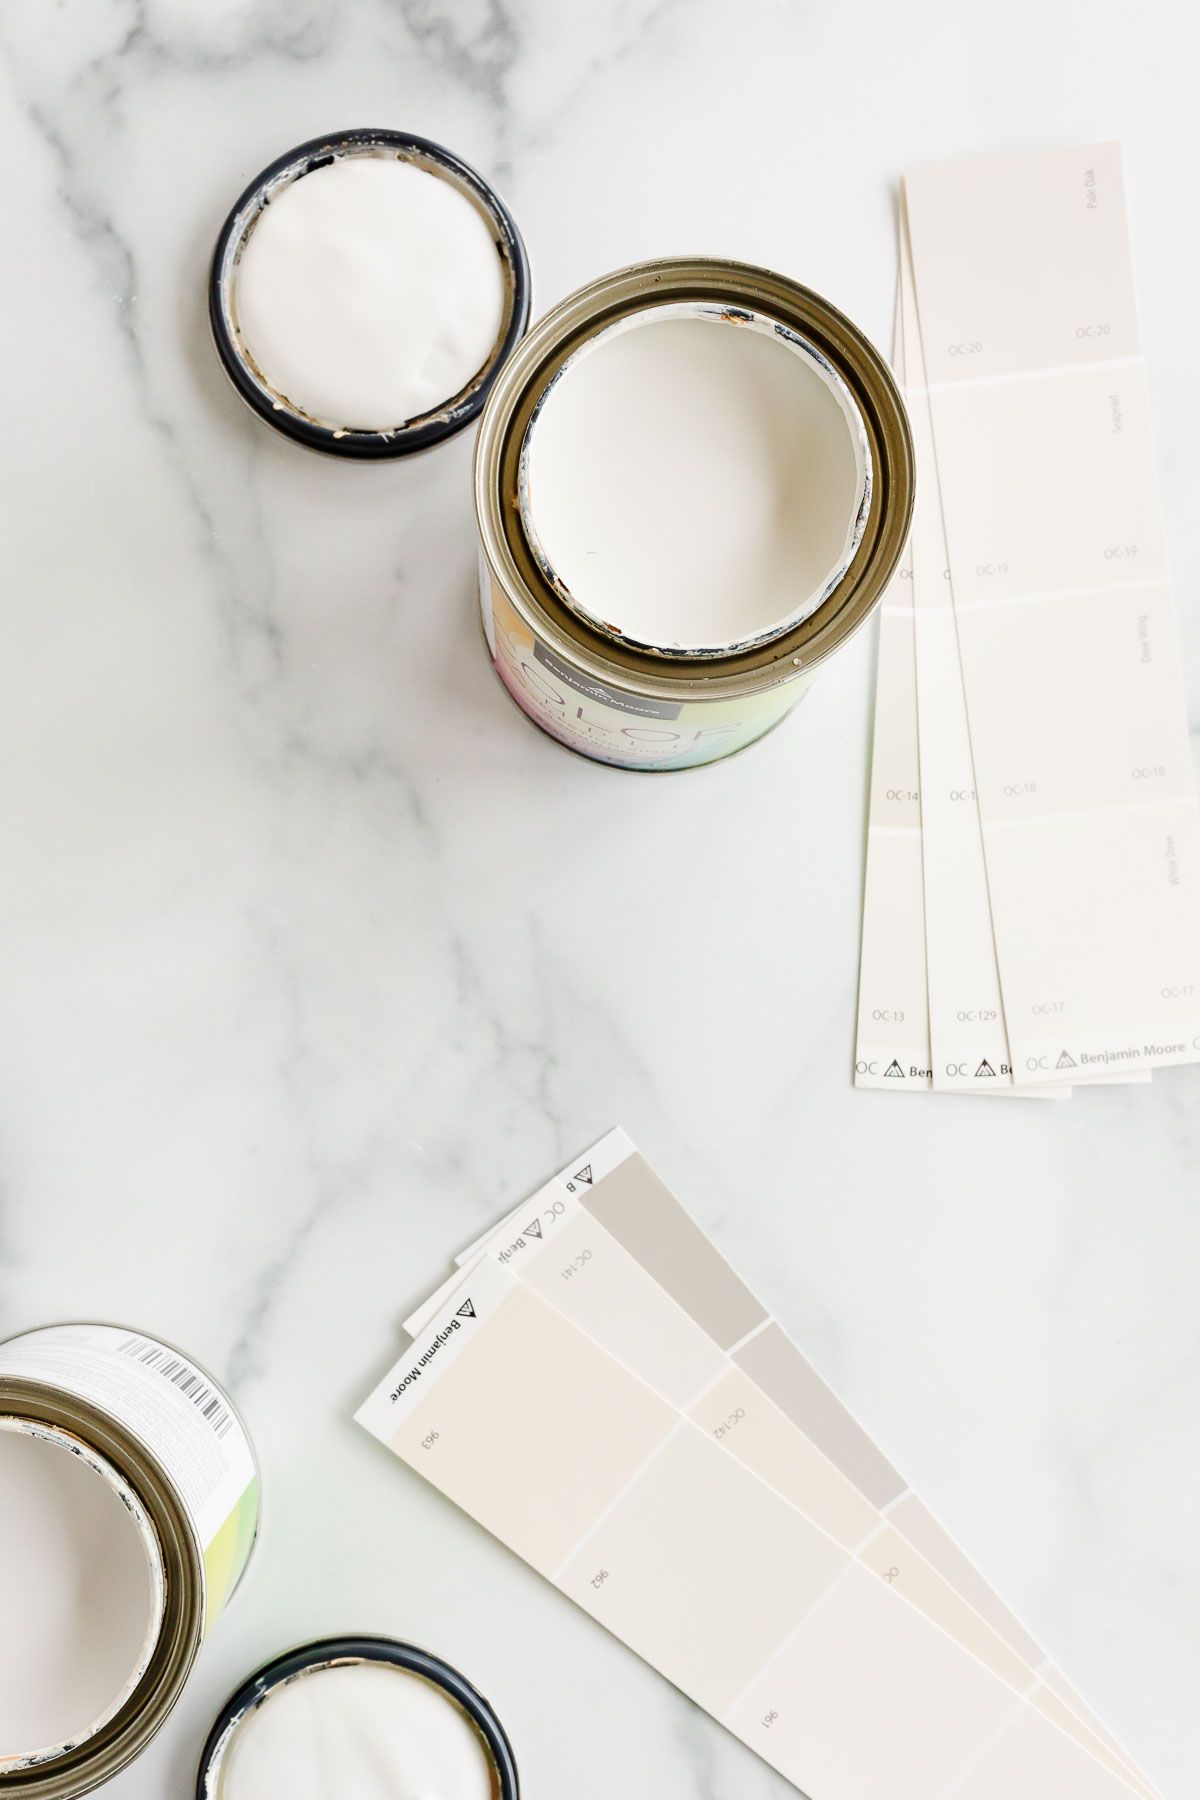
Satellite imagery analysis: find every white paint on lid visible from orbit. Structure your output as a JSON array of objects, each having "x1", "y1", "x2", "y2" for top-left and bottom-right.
[
  {"x1": 218, "y1": 1662, "x2": 499, "y2": 1800},
  {"x1": 233, "y1": 155, "x2": 507, "y2": 432},
  {"x1": 520, "y1": 304, "x2": 870, "y2": 655},
  {"x1": 0, "y1": 1420, "x2": 163, "y2": 1766}
]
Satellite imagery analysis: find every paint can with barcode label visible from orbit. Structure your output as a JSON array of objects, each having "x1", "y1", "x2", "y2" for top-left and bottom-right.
[{"x1": 0, "y1": 1322, "x2": 260, "y2": 1798}]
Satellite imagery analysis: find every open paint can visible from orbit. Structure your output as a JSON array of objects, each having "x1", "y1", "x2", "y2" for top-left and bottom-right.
[
  {"x1": 209, "y1": 129, "x2": 531, "y2": 457},
  {"x1": 0, "y1": 1324, "x2": 260, "y2": 1798},
  {"x1": 196, "y1": 1636, "x2": 519, "y2": 1799},
  {"x1": 476, "y1": 260, "x2": 914, "y2": 770}
]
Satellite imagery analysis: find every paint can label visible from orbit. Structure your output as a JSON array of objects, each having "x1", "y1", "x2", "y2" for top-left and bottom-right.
[
  {"x1": 0, "y1": 1325, "x2": 259, "y2": 1634},
  {"x1": 481, "y1": 575, "x2": 811, "y2": 771}
]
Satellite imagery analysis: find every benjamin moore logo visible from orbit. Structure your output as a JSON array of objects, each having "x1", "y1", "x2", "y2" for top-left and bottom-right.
[{"x1": 389, "y1": 1301, "x2": 476, "y2": 1402}]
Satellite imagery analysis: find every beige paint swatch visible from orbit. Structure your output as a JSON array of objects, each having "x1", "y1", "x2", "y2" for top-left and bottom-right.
[
  {"x1": 854, "y1": 319, "x2": 935, "y2": 1093},
  {"x1": 362, "y1": 1260, "x2": 1141, "y2": 1798},
  {"x1": 437, "y1": 1134, "x2": 1152, "y2": 1793},
  {"x1": 853, "y1": 317, "x2": 1072, "y2": 1099},
  {"x1": 372, "y1": 1133, "x2": 1153, "y2": 1797},
  {"x1": 900, "y1": 218, "x2": 1024, "y2": 1092}
]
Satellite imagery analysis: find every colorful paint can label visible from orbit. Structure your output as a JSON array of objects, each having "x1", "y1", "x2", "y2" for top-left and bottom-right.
[
  {"x1": 481, "y1": 572, "x2": 812, "y2": 771},
  {"x1": 0, "y1": 1324, "x2": 259, "y2": 1633}
]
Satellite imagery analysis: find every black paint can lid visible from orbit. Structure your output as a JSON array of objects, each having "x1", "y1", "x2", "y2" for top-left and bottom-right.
[
  {"x1": 209, "y1": 130, "x2": 531, "y2": 459},
  {"x1": 195, "y1": 1633, "x2": 520, "y2": 1797}
]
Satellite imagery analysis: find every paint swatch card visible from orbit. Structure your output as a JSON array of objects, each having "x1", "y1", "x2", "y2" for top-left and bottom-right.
[
  {"x1": 903, "y1": 143, "x2": 1200, "y2": 1083},
  {"x1": 854, "y1": 325, "x2": 935, "y2": 1092},
  {"x1": 427, "y1": 1132, "x2": 1149, "y2": 1790},
  {"x1": 853, "y1": 540, "x2": 935, "y2": 1091},
  {"x1": 855, "y1": 311, "x2": 1069, "y2": 1098},
  {"x1": 899, "y1": 222, "x2": 1025, "y2": 1093},
  {"x1": 360, "y1": 1134, "x2": 1153, "y2": 1797},
  {"x1": 436, "y1": 1133, "x2": 1149, "y2": 1790}
]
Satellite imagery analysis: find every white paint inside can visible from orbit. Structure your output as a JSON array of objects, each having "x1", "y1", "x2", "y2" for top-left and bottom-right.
[
  {"x1": 0, "y1": 1419, "x2": 164, "y2": 1766},
  {"x1": 519, "y1": 303, "x2": 871, "y2": 655},
  {"x1": 216, "y1": 1661, "x2": 500, "y2": 1800},
  {"x1": 232, "y1": 154, "x2": 508, "y2": 431}
]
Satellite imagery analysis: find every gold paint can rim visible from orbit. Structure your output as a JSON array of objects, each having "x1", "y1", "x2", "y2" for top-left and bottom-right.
[{"x1": 474, "y1": 256, "x2": 914, "y2": 701}]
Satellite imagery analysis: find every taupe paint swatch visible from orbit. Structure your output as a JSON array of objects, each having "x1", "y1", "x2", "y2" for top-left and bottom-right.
[
  {"x1": 734, "y1": 1322, "x2": 905, "y2": 1510},
  {"x1": 582, "y1": 1153, "x2": 767, "y2": 1351}
]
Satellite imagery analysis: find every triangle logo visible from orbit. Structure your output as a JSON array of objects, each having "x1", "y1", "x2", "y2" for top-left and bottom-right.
[
  {"x1": 883, "y1": 1060, "x2": 905, "y2": 1079},
  {"x1": 455, "y1": 1300, "x2": 476, "y2": 1321},
  {"x1": 524, "y1": 1218, "x2": 543, "y2": 1240},
  {"x1": 1056, "y1": 1050, "x2": 1077, "y2": 1070},
  {"x1": 574, "y1": 1164, "x2": 593, "y2": 1185},
  {"x1": 975, "y1": 1059, "x2": 996, "y2": 1078}
]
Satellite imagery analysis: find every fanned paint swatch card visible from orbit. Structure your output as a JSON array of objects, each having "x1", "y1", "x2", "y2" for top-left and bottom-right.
[{"x1": 359, "y1": 1133, "x2": 1154, "y2": 1798}]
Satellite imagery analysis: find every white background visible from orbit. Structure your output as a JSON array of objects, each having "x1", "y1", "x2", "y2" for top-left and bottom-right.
[{"x1": 1, "y1": 1, "x2": 1197, "y2": 1794}]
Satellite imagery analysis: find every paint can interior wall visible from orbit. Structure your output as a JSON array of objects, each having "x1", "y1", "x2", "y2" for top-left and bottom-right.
[
  {"x1": 520, "y1": 306, "x2": 869, "y2": 655},
  {"x1": 0, "y1": 1421, "x2": 161, "y2": 1766}
]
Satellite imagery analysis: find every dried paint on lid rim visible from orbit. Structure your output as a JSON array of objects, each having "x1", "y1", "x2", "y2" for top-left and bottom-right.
[
  {"x1": 209, "y1": 130, "x2": 531, "y2": 459},
  {"x1": 196, "y1": 1636, "x2": 519, "y2": 1799}
]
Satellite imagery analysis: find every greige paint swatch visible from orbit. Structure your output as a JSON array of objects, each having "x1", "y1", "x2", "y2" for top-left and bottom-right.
[
  {"x1": 733, "y1": 1322, "x2": 904, "y2": 1510},
  {"x1": 583, "y1": 1152, "x2": 767, "y2": 1350}
]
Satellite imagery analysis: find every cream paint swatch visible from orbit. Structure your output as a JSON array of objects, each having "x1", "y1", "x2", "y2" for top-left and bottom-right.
[
  {"x1": 381, "y1": 1132, "x2": 1152, "y2": 1798},
  {"x1": 900, "y1": 223, "x2": 1021, "y2": 1092},
  {"x1": 413, "y1": 1137, "x2": 1150, "y2": 1794},
  {"x1": 857, "y1": 252, "x2": 1133, "y2": 1098},
  {"x1": 898, "y1": 214, "x2": 1143, "y2": 1096},
  {"x1": 853, "y1": 550, "x2": 936, "y2": 1091},
  {"x1": 853, "y1": 329, "x2": 1069, "y2": 1100},
  {"x1": 899, "y1": 228, "x2": 1148, "y2": 1094},
  {"x1": 903, "y1": 143, "x2": 1200, "y2": 1085},
  {"x1": 854, "y1": 323, "x2": 935, "y2": 1092},
  {"x1": 441, "y1": 1134, "x2": 1151, "y2": 1791},
  {"x1": 363, "y1": 1259, "x2": 1140, "y2": 1797}
]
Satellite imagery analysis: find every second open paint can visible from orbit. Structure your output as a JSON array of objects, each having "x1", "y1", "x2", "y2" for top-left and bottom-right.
[
  {"x1": 474, "y1": 259, "x2": 914, "y2": 771},
  {"x1": 0, "y1": 1324, "x2": 260, "y2": 1798}
]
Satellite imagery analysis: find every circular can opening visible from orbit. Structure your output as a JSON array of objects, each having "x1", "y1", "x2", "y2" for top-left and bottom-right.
[
  {"x1": 518, "y1": 301, "x2": 871, "y2": 657},
  {"x1": 0, "y1": 1417, "x2": 165, "y2": 1771},
  {"x1": 210, "y1": 130, "x2": 531, "y2": 458},
  {"x1": 197, "y1": 1636, "x2": 518, "y2": 1800}
]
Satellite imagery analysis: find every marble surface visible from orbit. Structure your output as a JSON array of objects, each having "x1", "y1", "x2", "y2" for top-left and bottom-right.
[{"x1": 1, "y1": 2, "x2": 1198, "y2": 1795}]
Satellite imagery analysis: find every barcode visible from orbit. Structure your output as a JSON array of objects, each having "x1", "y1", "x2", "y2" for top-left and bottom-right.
[{"x1": 117, "y1": 1336, "x2": 232, "y2": 1438}]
